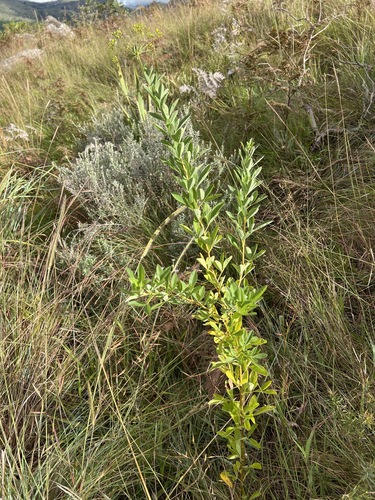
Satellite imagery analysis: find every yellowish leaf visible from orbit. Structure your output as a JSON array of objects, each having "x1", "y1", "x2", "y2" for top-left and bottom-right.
[{"x1": 220, "y1": 471, "x2": 234, "y2": 489}]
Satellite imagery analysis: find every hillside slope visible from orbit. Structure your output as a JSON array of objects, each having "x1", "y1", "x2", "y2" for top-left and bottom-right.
[
  {"x1": 0, "y1": 0, "x2": 89, "y2": 24},
  {"x1": 0, "y1": 0, "x2": 374, "y2": 498}
]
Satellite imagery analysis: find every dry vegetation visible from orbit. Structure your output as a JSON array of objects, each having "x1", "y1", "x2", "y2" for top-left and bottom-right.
[{"x1": 0, "y1": 0, "x2": 374, "y2": 498}]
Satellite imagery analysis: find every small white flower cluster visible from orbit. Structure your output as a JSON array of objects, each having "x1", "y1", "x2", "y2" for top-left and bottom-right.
[
  {"x1": 3, "y1": 123, "x2": 30, "y2": 142},
  {"x1": 178, "y1": 17, "x2": 247, "y2": 100},
  {"x1": 212, "y1": 25, "x2": 228, "y2": 51},
  {"x1": 231, "y1": 18, "x2": 241, "y2": 37},
  {"x1": 193, "y1": 68, "x2": 226, "y2": 99},
  {"x1": 211, "y1": 18, "x2": 242, "y2": 51},
  {"x1": 220, "y1": 0, "x2": 232, "y2": 14},
  {"x1": 179, "y1": 69, "x2": 227, "y2": 99},
  {"x1": 180, "y1": 68, "x2": 226, "y2": 99},
  {"x1": 179, "y1": 84, "x2": 197, "y2": 95}
]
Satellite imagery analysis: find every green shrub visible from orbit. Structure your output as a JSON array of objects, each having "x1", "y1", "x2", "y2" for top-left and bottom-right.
[
  {"x1": 75, "y1": 0, "x2": 129, "y2": 25},
  {"x1": 2, "y1": 20, "x2": 30, "y2": 37},
  {"x1": 127, "y1": 67, "x2": 275, "y2": 499}
]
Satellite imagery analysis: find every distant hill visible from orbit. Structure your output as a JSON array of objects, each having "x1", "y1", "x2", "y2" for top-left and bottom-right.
[{"x1": 0, "y1": 0, "x2": 109, "y2": 27}]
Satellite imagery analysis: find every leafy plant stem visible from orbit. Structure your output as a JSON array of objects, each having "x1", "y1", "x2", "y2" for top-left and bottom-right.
[{"x1": 125, "y1": 66, "x2": 275, "y2": 498}]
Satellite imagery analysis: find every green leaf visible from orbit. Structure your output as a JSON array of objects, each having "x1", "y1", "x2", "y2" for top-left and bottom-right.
[
  {"x1": 253, "y1": 220, "x2": 272, "y2": 232},
  {"x1": 225, "y1": 370, "x2": 238, "y2": 384},
  {"x1": 155, "y1": 264, "x2": 162, "y2": 279},
  {"x1": 127, "y1": 300, "x2": 146, "y2": 308},
  {"x1": 260, "y1": 380, "x2": 272, "y2": 391},
  {"x1": 248, "y1": 438, "x2": 261, "y2": 450},
  {"x1": 180, "y1": 224, "x2": 194, "y2": 235},
  {"x1": 244, "y1": 419, "x2": 252, "y2": 431},
  {"x1": 208, "y1": 394, "x2": 226, "y2": 405},
  {"x1": 149, "y1": 111, "x2": 163, "y2": 121},
  {"x1": 245, "y1": 395, "x2": 259, "y2": 414},
  {"x1": 192, "y1": 286, "x2": 205, "y2": 301},
  {"x1": 253, "y1": 405, "x2": 275, "y2": 416},
  {"x1": 138, "y1": 264, "x2": 145, "y2": 283},
  {"x1": 304, "y1": 429, "x2": 315, "y2": 462},
  {"x1": 188, "y1": 270, "x2": 198, "y2": 287},
  {"x1": 172, "y1": 193, "x2": 186, "y2": 205},
  {"x1": 196, "y1": 164, "x2": 211, "y2": 188},
  {"x1": 213, "y1": 259, "x2": 223, "y2": 272},
  {"x1": 251, "y1": 364, "x2": 269, "y2": 376},
  {"x1": 208, "y1": 201, "x2": 224, "y2": 223},
  {"x1": 170, "y1": 272, "x2": 178, "y2": 289},
  {"x1": 126, "y1": 268, "x2": 138, "y2": 286}
]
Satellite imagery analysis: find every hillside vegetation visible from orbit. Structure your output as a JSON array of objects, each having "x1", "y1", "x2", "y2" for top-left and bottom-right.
[
  {"x1": 0, "y1": 0, "x2": 112, "y2": 26},
  {"x1": 0, "y1": 0, "x2": 374, "y2": 498}
]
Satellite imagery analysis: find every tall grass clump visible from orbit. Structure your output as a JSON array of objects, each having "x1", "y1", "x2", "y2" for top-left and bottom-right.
[{"x1": 0, "y1": 164, "x2": 230, "y2": 499}]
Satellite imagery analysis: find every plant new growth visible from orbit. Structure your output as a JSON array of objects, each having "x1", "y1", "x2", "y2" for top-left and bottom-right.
[{"x1": 126, "y1": 68, "x2": 275, "y2": 499}]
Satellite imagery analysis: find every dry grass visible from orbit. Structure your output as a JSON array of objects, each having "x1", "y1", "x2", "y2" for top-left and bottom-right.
[{"x1": 0, "y1": 0, "x2": 374, "y2": 498}]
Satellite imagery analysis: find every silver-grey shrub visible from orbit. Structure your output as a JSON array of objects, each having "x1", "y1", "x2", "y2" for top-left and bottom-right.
[
  {"x1": 58, "y1": 102, "x2": 231, "y2": 280},
  {"x1": 59, "y1": 110, "x2": 175, "y2": 227},
  {"x1": 60, "y1": 104, "x2": 227, "y2": 229}
]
